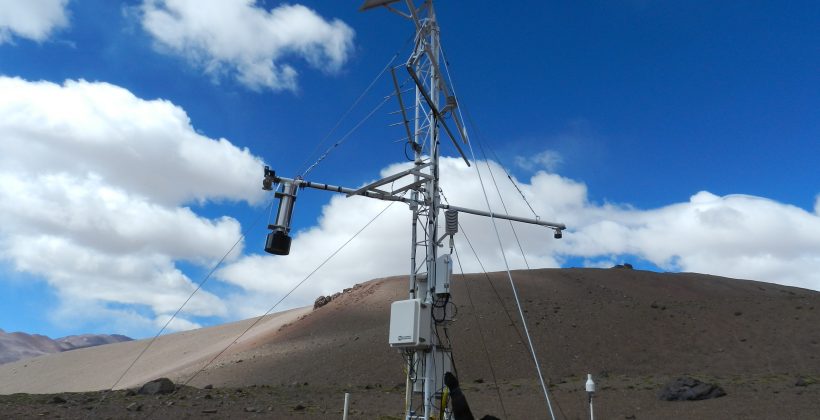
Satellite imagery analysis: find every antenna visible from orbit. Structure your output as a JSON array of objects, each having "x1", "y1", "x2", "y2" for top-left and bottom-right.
[{"x1": 262, "y1": 1, "x2": 566, "y2": 418}]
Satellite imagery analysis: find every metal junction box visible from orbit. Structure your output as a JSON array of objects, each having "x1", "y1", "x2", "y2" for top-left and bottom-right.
[
  {"x1": 434, "y1": 254, "x2": 452, "y2": 296},
  {"x1": 389, "y1": 299, "x2": 431, "y2": 348}
]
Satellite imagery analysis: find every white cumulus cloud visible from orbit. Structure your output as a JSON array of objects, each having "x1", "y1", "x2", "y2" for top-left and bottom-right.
[
  {"x1": 138, "y1": 0, "x2": 355, "y2": 91},
  {"x1": 4, "y1": 75, "x2": 815, "y2": 336},
  {"x1": 219, "y1": 157, "x2": 820, "y2": 315},
  {"x1": 815, "y1": 194, "x2": 820, "y2": 216},
  {"x1": 0, "y1": 76, "x2": 266, "y2": 335},
  {"x1": 0, "y1": 0, "x2": 69, "y2": 44},
  {"x1": 515, "y1": 149, "x2": 563, "y2": 172}
]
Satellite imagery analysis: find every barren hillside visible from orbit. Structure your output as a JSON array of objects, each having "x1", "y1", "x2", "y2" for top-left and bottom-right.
[{"x1": 1, "y1": 268, "x2": 818, "y2": 419}]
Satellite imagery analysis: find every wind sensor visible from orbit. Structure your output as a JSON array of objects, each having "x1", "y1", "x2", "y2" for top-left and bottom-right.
[{"x1": 359, "y1": 0, "x2": 401, "y2": 11}]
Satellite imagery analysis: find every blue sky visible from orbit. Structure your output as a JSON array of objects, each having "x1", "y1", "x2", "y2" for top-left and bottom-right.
[{"x1": 1, "y1": 0, "x2": 818, "y2": 339}]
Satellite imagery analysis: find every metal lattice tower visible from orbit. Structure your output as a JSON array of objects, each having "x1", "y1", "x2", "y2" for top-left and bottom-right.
[{"x1": 263, "y1": 1, "x2": 566, "y2": 418}]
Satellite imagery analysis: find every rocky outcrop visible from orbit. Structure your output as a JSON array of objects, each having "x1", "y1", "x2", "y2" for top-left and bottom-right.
[
  {"x1": 313, "y1": 295, "x2": 332, "y2": 310},
  {"x1": 658, "y1": 377, "x2": 726, "y2": 401},
  {"x1": 138, "y1": 378, "x2": 176, "y2": 395}
]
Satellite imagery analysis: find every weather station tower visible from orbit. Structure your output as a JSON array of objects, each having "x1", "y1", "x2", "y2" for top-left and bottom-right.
[{"x1": 261, "y1": 1, "x2": 566, "y2": 418}]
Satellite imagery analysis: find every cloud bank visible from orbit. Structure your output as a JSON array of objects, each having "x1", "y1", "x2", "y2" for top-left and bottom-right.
[
  {"x1": 0, "y1": 76, "x2": 264, "y2": 334},
  {"x1": 219, "y1": 157, "x2": 820, "y2": 316},
  {"x1": 138, "y1": 0, "x2": 355, "y2": 91},
  {"x1": 3, "y1": 75, "x2": 816, "y2": 336},
  {"x1": 515, "y1": 149, "x2": 563, "y2": 172},
  {"x1": 0, "y1": 0, "x2": 69, "y2": 44}
]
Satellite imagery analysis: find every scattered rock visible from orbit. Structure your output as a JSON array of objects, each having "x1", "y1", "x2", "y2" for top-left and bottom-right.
[
  {"x1": 474, "y1": 378, "x2": 485, "y2": 384},
  {"x1": 313, "y1": 295, "x2": 332, "y2": 309},
  {"x1": 658, "y1": 377, "x2": 726, "y2": 401},
  {"x1": 204, "y1": 394, "x2": 213, "y2": 400},
  {"x1": 202, "y1": 409, "x2": 218, "y2": 414},
  {"x1": 293, "y1": 404, "x2": 306, "y2": 411},
  {"x1": 795, "y1": 377, "x2": 811, "y2": 387},
  {"x1": 126, "y1": 402, "x2": 143, "y2": 412},
  {"x1": 204, "y1": 384, "x2": 213, "y2": 390},
  {"x1": 48, "y1": 396, "x2": 66, "y2": 404},
  {"x1": 138, "y1": 378, "x2": 176, "y2": 395},
  {"x1": 124, "y1": 389, "x2": 136, "y2": 397},
  {"x1": 625, "y1": 415, "x2": 636, "y2": 419},
  {"x1": 245, "y1": 407, "x2": 258, "y2": 412},
  {"x1": 734, "y1": 311, "x2": 743, "y2": 316}
]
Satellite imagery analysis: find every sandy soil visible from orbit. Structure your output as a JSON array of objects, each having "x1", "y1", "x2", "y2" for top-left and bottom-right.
[
  {"x1": 0, "y1": 306, "x2": 310, "y2": 393},
  {"x1": 1, "y1": 268, "x2": 819, "y2": 419}
]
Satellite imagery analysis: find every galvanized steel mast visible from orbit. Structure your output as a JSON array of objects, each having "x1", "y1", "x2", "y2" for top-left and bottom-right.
[{"x1": 263, "y1": 1, "x2": 566, "y2": 418}]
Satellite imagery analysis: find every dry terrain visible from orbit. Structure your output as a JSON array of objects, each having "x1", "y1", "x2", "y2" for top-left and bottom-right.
[{"x1": 1, "y1": 268, "x2": 818, "y2": 419}]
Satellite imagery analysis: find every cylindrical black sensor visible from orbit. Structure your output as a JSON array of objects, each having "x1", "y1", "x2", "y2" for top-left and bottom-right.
[{"x1": 265, "y1": 230, "x2": 292, "y2": 255}]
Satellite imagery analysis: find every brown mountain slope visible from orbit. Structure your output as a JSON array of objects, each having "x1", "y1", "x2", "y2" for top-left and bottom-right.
[
  {"x1": 179, "y1": 268, "x2": 820, "y2": 419},
  {"x1": 1, "y1": 268, "x2": 818, "y2": 419},
  {"x1": 192, "y1": 268, "x2": 819, "y2": 387}
]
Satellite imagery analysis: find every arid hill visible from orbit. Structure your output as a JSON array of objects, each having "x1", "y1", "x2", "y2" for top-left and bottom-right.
[
  {"x1": 0, "y1": 329, "x2": 131, "y2": 365},
  {"x1": 1, "y1": 268, "x2": 818, "y2": 419}
]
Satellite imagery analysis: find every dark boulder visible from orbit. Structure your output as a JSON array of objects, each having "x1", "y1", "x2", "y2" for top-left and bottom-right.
[
  {"x1": 313, "y1": 295, "x2": 332, "y2": 310},
  {"x1": 658, "y1": 377, "x2": 726, "y2": 401},
  {"x1": 138, "y1": 378, "x2": 176, "y2": 395},
  {"x1": 48, "y1": 395, "x2": 67, "y2": 404},
  {"x1": 126, "y1": 402, "x2": 143, "y2": 412}
]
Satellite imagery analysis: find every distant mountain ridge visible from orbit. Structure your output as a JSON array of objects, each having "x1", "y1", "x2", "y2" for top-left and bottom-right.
[{"x1": 0, "y1": 328, "x2": 131, "y2": 364}]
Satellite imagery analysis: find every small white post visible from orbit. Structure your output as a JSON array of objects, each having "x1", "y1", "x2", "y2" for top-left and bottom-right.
[
  {"x1": 585, "y1": 374, "x2": 596, "y2": 420},
  {"x1": 343, "y1": 392, "x2": 350, "y2": 420}
]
